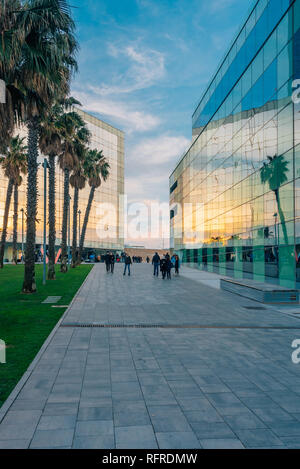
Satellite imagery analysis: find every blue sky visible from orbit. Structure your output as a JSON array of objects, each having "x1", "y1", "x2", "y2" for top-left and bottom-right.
[{"x1": 71, "y1": 0, "x2": 251, "y2": 245}]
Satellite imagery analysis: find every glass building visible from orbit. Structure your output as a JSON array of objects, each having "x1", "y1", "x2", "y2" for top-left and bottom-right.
[
  {"x1": 170, "y1": 0, "x2": 300, "y2": 288},
  {"x1": 0, "y1": 109, "x2": 124, "y2": 261}
]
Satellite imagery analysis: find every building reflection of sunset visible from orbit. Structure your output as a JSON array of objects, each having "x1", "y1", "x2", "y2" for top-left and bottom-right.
[{"x1": 170, "y1": 0, "x2": 299, "y2": 288}]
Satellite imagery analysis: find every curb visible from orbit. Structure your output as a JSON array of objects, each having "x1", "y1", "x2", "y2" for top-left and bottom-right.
[{"x1": 0, "y1": 264, "x2": 94, "y2": 424}]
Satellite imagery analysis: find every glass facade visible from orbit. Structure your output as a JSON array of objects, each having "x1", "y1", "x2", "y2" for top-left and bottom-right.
[
  {"x1": 170, "y1": 0, "x2": 300, "y2": 288},
  {"x1": 0, "y1": 110, "x2": 124, "y2": 260}
]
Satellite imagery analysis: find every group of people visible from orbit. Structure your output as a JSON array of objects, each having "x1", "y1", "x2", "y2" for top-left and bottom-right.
[
  {"x1": 132, "y1": 256, "x2": 143, "y2": 263},
  {"x1": 104, "y1": 251, "x2": 116, "y2": 273},
  {"x1": 152, "y1": 252, "x2": 180, "y2": 280},
  {"x1": 104, "y1": 250, "x2": 180, "y2": 279},
  {"x1": 104, "y1": 251, "x2": 132, "y2": 276}
]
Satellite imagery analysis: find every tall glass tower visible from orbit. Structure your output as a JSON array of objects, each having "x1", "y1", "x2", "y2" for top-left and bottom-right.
[{"x1": 170, "y1": 0, "x2": 300, "y2": 288}]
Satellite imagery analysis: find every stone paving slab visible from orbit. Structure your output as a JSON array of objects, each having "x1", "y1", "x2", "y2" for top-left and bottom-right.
[
  {"x1": 42, "y1": 296, "x2": 62, "y2": 304},
  {"x1": 1, "y1": 264, "x2": 300, "y2": 448}
]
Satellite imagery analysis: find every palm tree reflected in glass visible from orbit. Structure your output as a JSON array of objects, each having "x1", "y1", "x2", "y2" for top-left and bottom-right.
[{"x1": 260, "y1": 155, "x2": 289, "y2": 246}]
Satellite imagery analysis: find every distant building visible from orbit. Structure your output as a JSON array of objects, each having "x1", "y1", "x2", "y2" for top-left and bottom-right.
[{"x1": 0, "y1": 110, "x2": 124, "y2": 261}]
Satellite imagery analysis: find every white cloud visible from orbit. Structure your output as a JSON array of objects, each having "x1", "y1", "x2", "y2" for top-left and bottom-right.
[
  {"x1": 95, "y1": 44, "x2": 166, "y2": 95},
  {"x1": 125, "y1": 174, "x2": 168, "y2": 199},
  {"x1": 125, "y1": 178, "x2": 145, "y2": 198},
  {"x1": 73, "y1": 89, "x2": 160, "y2": 133},
  {"x1": 208, "y1": 0, "x2": 239, "y2": 13},
  {"x1": 130, "y1": 135, "x2": 190, "y2": 165}
]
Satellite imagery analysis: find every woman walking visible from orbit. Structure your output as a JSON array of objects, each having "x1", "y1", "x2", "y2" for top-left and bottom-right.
[{"x1": 175, "y1": 255, "x2": 180, "y2": 276}]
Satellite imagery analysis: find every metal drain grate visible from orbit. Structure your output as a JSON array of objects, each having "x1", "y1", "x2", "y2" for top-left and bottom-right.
[
  {"x1": 243, "y1": 306, "x2": 267, "y2": 310},
  {"x1": 62, "y1": 323, "x2": 191, "y2": 329},
  {"x1": 61, "y1": 323, "x2": 300, "y2": 330}
]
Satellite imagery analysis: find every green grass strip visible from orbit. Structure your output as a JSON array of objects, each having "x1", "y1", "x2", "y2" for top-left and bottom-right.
[{"x1": 0, "y1": 264, "x2": 93, "y2": 408}]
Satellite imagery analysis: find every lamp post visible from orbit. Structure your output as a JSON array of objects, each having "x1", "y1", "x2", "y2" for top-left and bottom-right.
[
  {"x1": 68, "y1": 195, "x2": 71, "y2": 266},
  {"x1": 273, "y1": 212, "x2": 279, "y2": 268},
  {"x1": 274, "y1": 213, "x2": 278, "y2": 246},
  {"x1": 20, "y1": 208, "x2": 24, "y2": 263},
  {"x1": 43, "y1": 158, "x2": 50, "y2": 285},
  {"x1": 78, "y1": 210, "x2": 81, "y2": 247}
]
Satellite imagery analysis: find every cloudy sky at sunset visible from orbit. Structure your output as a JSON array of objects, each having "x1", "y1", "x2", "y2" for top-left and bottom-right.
[{"x1": 72, "y1": 0, "x2": 250, "y2": 247}]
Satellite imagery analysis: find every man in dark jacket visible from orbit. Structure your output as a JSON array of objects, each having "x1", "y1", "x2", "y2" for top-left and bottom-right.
[
  {"x1": 160, "y1": 257, "x2": 167, "y2": 279},
  {"x1": 110, "y1": 252, "x2": 115, "y2": 274},
  {"x1": 123, "y1": 253, "x2": 132, "y2": 276},
  {"x1": 152, "y1": 252, "x2": 160, "y2": 277},
  {"x1": 104, "y1": 251, "x2": 111, "y2": 273},
  {"x1": 165, "y1": 254, "x2": 172, "y2": 280}
]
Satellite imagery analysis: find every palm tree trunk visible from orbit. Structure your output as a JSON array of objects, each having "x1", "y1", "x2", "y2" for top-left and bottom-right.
[
  {"x1": 78, "y1": 186, "x2": 95, "y2": 265},
  {"x1": 275, "y1": 189, "x2": 289, "y2": 246},
  {"x1": 12, "y1": 184, "x2": 18, "y2": 265},
  {"x1": 48, "y1": 153, "x2": 56, "y2": 280},
  {"x1": 71, "y1": 186, "x2": 79, "y2": 268},
  {"x1": 23, "y1": 117, "x2": 39, "y2": 293},
  {"x1": 0, "y1": 178, "x2": 14, "y2": 268},
  {"x1": 61, "y1": 167, "x2": 70, "y2": 273}
]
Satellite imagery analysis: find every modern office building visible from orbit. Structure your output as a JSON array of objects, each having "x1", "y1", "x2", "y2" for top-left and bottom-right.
[
  {"x1": 170, "y1": 0, "x2": 300, "y2": 287},
  {"x1": 0, "y1": 109, "x2": 124, "y2": 261}
]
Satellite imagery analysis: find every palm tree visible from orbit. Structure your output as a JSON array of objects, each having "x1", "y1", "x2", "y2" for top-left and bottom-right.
[
  {"x1": 58, "y1": 111, "x2": 90, "y2": 272},
  {"x1": 12, "y1": 185, "x2": 19, "y2": 264},
  {"x1": 39, "y1": 103, "x2": 62, "y2": 279},
  {"x1": 0, "y1": 135, "x2": 27, "y2": 268},
  {"x1": 12, "y1": 143, "x2": 27, "y2": 265},
  {"x1": 260, "y1": 155, "x2": 289, "y2": 245},
  {"x1": 0, "y1": 168, "x2": 14, "y2": 269},
  {"x1": 39, "y1": 97, "x2": 81, "y2": 279},
  {"x1": 21, "y1": 1, "x2": 77, "y2": 292},
  {"x1": 0, "y1": 0, "x2": 24, "y2": 148},
  {"x1": 70, "y1": 160, "x2": 86, "y2": 268},
  {"x1": 78, "y1": 149, "x2": 110, "y2": 264},
  {"x1": 0, "y1": 0, "x2": 78, "y2": 292}
]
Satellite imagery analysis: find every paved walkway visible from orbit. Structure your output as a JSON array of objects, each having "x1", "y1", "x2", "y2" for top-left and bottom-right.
[{"x1": 1, "y1": 264, "x2": 300, "y2": 449}]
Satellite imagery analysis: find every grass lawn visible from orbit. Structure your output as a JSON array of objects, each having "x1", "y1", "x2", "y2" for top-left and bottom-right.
[{"x1": 0, "y1": 264, "x2": 93, "y2": 408}]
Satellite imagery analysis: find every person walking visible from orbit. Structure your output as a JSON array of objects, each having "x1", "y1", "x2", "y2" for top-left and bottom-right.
[
  {"x1": 123, "y1": 253, "x2": 132, "y2": 276},
  {"x1": 110, "y1": 252, "x2": 115, "y2": 274},
  {"x1": 175, "y1": 254, "x2": 180, "y2": 275},
  {"x1": 165, "y1": 253, "x2": 172, "y2": 280},
  {"x1": 152, "y1": 252, "x2": 161, "y2": 277},
  {"x1": 160, "y1": 256, "x2": 167, "y2": 279},
  {"x1": 146, "y1": 256, "x2": 150, "y2": 264},
  {"x1": 104, "y1": 251, "x2": 111, "y2": 273}
]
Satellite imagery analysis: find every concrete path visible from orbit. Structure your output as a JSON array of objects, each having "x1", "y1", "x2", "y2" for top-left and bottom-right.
[{"x1": 1, "y1": 263, "x2": 300, "y2": 449}]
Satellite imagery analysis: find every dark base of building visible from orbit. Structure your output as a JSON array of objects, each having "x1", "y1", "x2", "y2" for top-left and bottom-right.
[
  {"x1": 3, "y1": 243, "x2": 124, "y2": 265},
  {"x1": 179, "y1": 244, "x2": 299, "y2": 289}
]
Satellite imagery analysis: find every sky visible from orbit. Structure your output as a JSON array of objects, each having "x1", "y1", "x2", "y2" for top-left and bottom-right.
[{"x1": 71, "y1": 0, "x2": 251, "y2": 247}]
